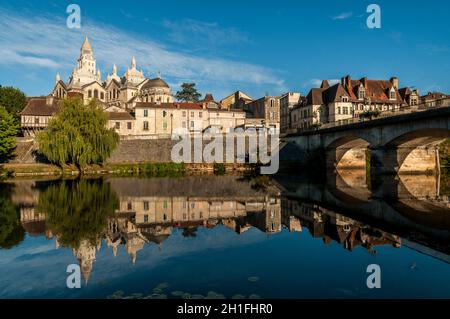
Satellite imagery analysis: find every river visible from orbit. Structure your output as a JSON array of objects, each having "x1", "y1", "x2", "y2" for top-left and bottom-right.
[{"x1": 0, "y1": 172, "x2": 449, "y2": 298}]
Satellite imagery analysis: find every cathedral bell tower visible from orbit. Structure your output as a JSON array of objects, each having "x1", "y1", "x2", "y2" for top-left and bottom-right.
[{"x1": 69, "y1": 36, "x2": 101, "y2": 87}]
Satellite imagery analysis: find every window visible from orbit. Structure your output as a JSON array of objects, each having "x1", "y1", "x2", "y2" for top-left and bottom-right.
[
  {"x1": 163, "y1": 214, "x2": 167, "y2": 221},
  {"x1": 143, "y1": 121, "x2": 149, "y2": 131},
  {"x1": 191, "y1": 111, "x2": 194, "y2": 117},
  {"x1": 182, "y1": 121, "x2": 186, "y2": 128},
  {"x1": 88, "y1": 90, "x2": 92, "y2": 98},
  {"x1": 115, "y1": 122, "x2": 120, "y2": 129},
  {"x1": 342, "y1": 96, "x2": 348, "y2": 102},
  {"x1": 270, "y1": 99, "x2": 274, "y2": 107},
  {"x1": 162, "y1": 111, "x2": 167, "y2": 117},
  {"x1": 343, "y1": 107, "x2": 348, "y2": 115},
  {"x1": 337, "y1": 107, "x2": 341, "y2": 114},
  {"x1": 199, "y1": 112, "x2": 202, "y2": 118},
  {"x1": 182, "y1": 111, "x2": 186, "y2": 117},
  {"x1": 127, "y1": 122, "x2": 132, "y2": 130},
  {"x1": 35, "y1": 117, "x2": 39, "y2": 124},
  {"x1": 190, "y1": 121, "x2": 194, "y2": 128},
  {"x1": 143, "y1": 109, "x2": 148, "y2": 117},
  {"x1": 100, "y1": 92, "x2": 104, "y2": 100},
  {"x1": 143, "y1": 201, "x2": 149, "y2": 211},
  {"x1": 390, "y1": 91, "x2": 396, "y2": 100},
  {"x1": 163, "y1": 201, "x2": 168, "y2": 209},
  {"x1": 127, "y1": 202, "x2": 132, "y2": 210},
  {"x1": 144, "y1": 215, "x2": 148, "y2": 223},
  {"x1": 163, "y1": 122, "x2": 167, "y2": 130},
  {"x1": 94, "y1": 89, "x2": 98, "y2": 98},
  {"x1": 359, "y1": 89, "x2": 365, "y2": 100}
]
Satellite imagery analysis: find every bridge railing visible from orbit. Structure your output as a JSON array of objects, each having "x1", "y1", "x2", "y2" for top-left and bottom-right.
[{"x1": 286, "y1": 98, "x2": 450, "y2": 134}]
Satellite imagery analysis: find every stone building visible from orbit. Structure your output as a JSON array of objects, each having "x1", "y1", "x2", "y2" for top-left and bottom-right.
[
  {"x1": 420, "y1": 92, "x2": 450, "y2": 107},
  {"x1": 242, "y1": 96, "x2": 281, "y2": 132},
  {"x1": 21, "y1": 38, "x2": 247, "y2": 138},
  {"x1": 220, "y1": 90, "x2": 253, "y2": 110},
  {"x1": 289, "y1": 75, "x2": 419, "y2": 131},
  {"x1": 51, "y1": 36, "x2": 173, "y2": 110},
  {"x1": 280, "y1": 92, "x2": 302, "y2": 134}
]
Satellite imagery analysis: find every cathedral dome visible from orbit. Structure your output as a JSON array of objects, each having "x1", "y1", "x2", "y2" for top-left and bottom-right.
[{"x1": 142, "y1": 78, "x2": 170, "y2": 89}]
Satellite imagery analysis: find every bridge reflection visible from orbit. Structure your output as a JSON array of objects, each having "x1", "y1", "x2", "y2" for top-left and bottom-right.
[
  {"x1": 4, "y1": 173, "x2": 449, "y2": 286},
  {"x1": 276, "y1": 170, "x2": 450, "y2": 262}
]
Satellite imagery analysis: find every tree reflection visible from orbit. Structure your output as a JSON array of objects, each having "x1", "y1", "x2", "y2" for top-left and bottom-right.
[
  {"x1": 38, "y1": 179, "x2": 118, "y2": 249},
  {"x1": 0, "y1": 184, "x2": 24, "y2": 249}
]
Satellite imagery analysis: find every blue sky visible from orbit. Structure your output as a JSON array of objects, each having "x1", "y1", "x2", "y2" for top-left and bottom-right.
[{"x1": 0, "y1": 0, "x2": 449, "y2": 99}]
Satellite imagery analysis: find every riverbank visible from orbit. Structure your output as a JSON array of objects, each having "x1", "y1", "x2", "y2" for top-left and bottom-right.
[{"x1": 0, "y1": 162, "x2": 255, "y2": 178}]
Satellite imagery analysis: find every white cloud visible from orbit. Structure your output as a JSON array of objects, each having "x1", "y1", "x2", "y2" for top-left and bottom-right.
[
  {"x1": 0, "y1": 9, "x2": 285, "y2": 96},
  {"x1": 162, "y1": 18, "x2": 250, "y2": 47},
  {"x1": 332, "y1": 12, "x2": 353, "y2": 20}
]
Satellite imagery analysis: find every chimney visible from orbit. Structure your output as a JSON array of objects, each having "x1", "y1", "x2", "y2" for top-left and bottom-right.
[
  {"x1": 46, "y1": 95, "x2": 54, "y2": 106},
  {"x1": 320, "y1": 80, "x2": 330, "y2": 89},
  {"x1": 361, "y1": 77, "x2": 368, "y2": 89},
  {"x1": 341, "y1": 75, "x2": 351, "y2": 89},
  {"x1": 390, "y1": 77, "x2": 399, "y2": 89}
]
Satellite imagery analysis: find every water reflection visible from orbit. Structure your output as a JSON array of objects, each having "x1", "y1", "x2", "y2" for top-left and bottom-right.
[
  {"x1": 278, "y1": 169, "x2": 450, "y2": 261},
  {"x1": 1, "y1": 172, "x2": 449, "y2": 297}
]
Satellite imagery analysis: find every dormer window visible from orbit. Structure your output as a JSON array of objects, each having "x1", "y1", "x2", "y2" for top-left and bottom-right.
[
  {"x1": 342, "y1": 96, "x2": 349, "y2": 102},
  {"x1": 358, "y1": 88, "x2": 365, "y2": 100},
  {"x1": 389, "y1": 87, "x2": 396, "y2": 100}
]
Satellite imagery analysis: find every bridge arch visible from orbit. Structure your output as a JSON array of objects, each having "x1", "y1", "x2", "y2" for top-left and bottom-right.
[
  {"x1": 325, "y1": 136, "x2": 371, "y2": 170},
  {"x1": 384, "y1": 128, "x2": 450, "y2": 174}
]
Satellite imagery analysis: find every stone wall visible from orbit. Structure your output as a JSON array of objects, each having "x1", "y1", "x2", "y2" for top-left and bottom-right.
[{"x1": 10, "y1": 136, "x2": 275, "y2": 164}]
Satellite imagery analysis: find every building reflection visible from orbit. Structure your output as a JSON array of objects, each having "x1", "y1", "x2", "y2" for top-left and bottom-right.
[{"x1": 7, "y1": 172, "x2": 450, "y2": 285}]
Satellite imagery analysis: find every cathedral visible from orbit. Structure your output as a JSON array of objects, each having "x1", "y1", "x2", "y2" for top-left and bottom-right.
[{"x1": 52, "y1": 36, "x2": 174, "y2": 111}]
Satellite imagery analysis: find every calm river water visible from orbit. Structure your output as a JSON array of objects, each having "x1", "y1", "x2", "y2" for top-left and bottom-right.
[{"x1": 0, "y1": 172, "x2": 449, "y2": 298}]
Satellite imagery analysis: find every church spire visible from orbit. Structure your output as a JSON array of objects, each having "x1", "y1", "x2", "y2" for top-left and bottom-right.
[{"x1": 81, "y1": 35, "x2": 93, "y2": 53}]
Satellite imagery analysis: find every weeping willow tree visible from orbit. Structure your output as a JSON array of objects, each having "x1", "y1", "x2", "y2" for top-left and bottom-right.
[
  {"x1": 38, "y1": 179, "x2": 118, "y2": 249},
  {"x1": 37, "y1": 98, "x2": 119, "y2": 169},
  {"x1": 0, "y1": 184, "x2": 25, "y2": 249}
]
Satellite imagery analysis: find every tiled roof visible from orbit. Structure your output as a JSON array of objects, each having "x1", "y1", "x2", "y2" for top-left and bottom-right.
[
  {"x1": 20, "y1": 97, "x2": 60, "y2": 116},
  {"x1": 347, "y1": 78, "x2": 401, "y2": 103},
  {"x1": 307, "y1": 88, "x2": 325, "y2": 105},
  {"x1": 135, "y1": 102, "x2": 203, "y2": 110},
  {"x1": 108, "y1": 111, "x2": 135, "y2": 121}
]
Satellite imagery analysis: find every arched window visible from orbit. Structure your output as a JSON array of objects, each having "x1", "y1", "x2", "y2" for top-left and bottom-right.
[
  {"x1": 88, "y1": 90, "x2": 92, "y2": 98},
  {"x1": 100, "y1": 92, "x2": 104, "y2": 100},
  {"x1": 94, "y1": 89, "x2": 98, "y2": 98}
]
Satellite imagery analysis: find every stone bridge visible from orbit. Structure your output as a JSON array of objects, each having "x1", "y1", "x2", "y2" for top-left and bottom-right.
[{"x1": 283, "y1": 107, "x2": 450, "y2": 174}]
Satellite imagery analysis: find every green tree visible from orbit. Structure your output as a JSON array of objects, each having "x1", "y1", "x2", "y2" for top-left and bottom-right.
[
  {"x1": 37, "y1": 98, "x2": 119, "y2": 169},
  {"x1": 0, "y1": 86, "x2": 27, "y2": 119},
  {"x1": 0, "y1": 184, "x2": 25, "y2": 249},
  {"x1": 175, "y1": 83, "x2": 202, "y2": 102},
  {"x1": 38, "y1": 179, "x2": 118, "y2": 249},
  {"x1": 0, "y1": 106, "x2": 19, "y2": 163}
]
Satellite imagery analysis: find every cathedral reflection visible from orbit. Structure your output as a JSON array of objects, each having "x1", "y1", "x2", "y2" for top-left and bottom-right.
[{"x1": 6, "y1": 172, "x2": 450, "y2": 285}]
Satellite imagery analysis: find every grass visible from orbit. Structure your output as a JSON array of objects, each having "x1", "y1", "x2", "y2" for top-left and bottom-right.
[{"x1": 213, "y1": 163, "x2": 226, "y2": 175}]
